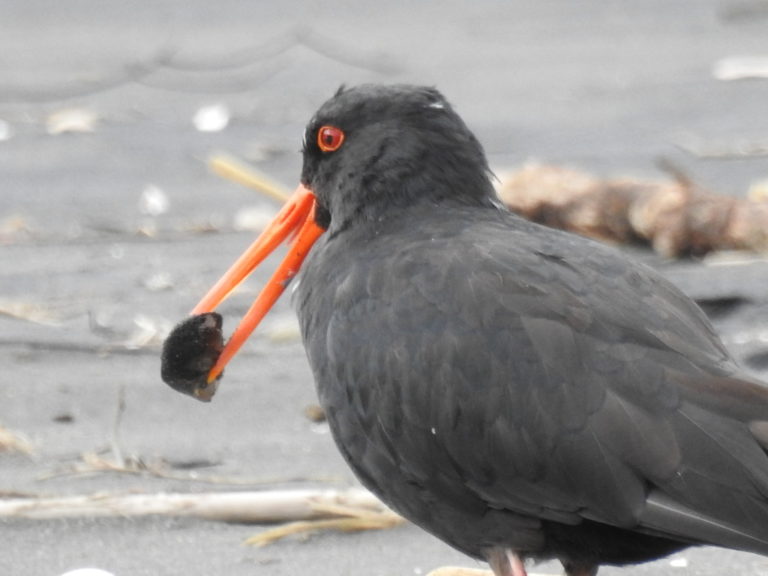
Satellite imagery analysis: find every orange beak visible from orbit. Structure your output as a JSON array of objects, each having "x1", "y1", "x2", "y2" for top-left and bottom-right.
[{"x1": 191, "y1": 184, "x2": 325, "y2": 383}]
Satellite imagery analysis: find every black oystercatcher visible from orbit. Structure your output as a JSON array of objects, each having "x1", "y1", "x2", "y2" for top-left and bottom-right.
[{"x1": 162, "y1": 85, "x2": 768, "y2": 576}]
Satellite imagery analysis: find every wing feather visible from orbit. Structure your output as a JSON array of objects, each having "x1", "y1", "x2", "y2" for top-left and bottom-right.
[{"x1": 298, "y1": 208, "x2": 768, "y2": 556}]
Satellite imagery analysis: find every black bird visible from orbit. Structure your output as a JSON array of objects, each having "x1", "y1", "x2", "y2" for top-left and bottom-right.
[{"x1": 162, "y1": 84, "x2": 768, "y2": 576}]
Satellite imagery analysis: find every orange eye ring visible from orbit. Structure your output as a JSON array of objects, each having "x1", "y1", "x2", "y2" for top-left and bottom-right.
[{"x1": 317, "y1": 125, "x2": 345, "y2": 152}]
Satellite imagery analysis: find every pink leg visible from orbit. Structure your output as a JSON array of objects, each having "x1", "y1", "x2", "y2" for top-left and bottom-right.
[
  {"x1": 509, "y1": 553, "x2": 527, "y2": 576},
  {"x1": 486, "y1": 548, "x2": 527, "y2": 576}
]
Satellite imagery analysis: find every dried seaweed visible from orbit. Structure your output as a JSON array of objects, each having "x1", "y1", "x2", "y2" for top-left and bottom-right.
[{"x1": 497, "y1": 162, "x2": 768, "y2": 258}]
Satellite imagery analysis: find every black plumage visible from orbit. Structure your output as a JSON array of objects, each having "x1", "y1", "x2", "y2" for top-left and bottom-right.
[
  {"x1": 292, "y1": 85, "x2": 768, "y2": 576},
  {"x1": 163, "y1": 84, "x2": 768, "y2": 576}
]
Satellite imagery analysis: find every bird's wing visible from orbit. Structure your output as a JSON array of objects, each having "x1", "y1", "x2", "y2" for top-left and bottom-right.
[
  {"x1": 467, "y1": 221, "x2": 768, "y2": 554},
  {"x1": 309, "y1": 214, "x2": 768, "y2": 555}
]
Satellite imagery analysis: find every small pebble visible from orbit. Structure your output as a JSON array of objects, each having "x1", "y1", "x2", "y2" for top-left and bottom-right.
[{"x1": 304, "y1": 404, "x2": 327, "y2": 423}]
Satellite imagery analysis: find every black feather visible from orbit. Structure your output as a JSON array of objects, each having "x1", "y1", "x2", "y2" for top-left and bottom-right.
[{"x1": 293, "y1": 85, "x2": 768, "y2": 574}]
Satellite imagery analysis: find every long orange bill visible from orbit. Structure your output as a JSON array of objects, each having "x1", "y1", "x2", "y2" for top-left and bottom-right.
[{"x1": 191, "y1": 183, "x2": 325, "y2": 383}]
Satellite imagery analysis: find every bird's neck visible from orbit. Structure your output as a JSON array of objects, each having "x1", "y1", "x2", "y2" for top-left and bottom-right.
[{"x1": 328, "y1": 167, "x2": 499, "y2": 235}]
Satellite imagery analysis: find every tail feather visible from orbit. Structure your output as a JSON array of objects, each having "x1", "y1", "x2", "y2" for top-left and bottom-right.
[{"x1": 641, "y1": 491, "x2": 768, "y2": 556}]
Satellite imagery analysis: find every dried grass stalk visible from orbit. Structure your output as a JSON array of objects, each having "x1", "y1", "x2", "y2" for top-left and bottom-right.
[{"x1": 0, "y1": 488, "x2": 393, "y2": 523}]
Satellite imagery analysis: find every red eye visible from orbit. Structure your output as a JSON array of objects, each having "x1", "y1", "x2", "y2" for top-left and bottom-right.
[{"x1": 317, "y1": 125, "x2": 345, "y2": 152}]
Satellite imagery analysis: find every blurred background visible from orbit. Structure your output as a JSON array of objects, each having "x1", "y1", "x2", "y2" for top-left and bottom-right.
[{"x1": 2, "y1": 1, "x2": 768, "y2": 575}]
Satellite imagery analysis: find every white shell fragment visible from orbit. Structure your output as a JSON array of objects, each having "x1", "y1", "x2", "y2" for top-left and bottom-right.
[
  {"x1": 46, "y1": 108, "x2": 99, "y2": 134},
  {"x1": 713, "y1": 56, "x2": 768, "y2": 81},
  {"x1": 139, "y1": 184, "x2": 170, "y2": 216},
  {"x1": 193, "y1": 104, "x2": 230, "y2": 132},
  {"x1": 669, "y1": 557, "x2": 689, "y2": 568},
  {"x1": 0, "y1": 118, "x2": 12, "y2": 141},
  {"x1": 142, "y1": 271, "x2": 174, "y2": 292}
]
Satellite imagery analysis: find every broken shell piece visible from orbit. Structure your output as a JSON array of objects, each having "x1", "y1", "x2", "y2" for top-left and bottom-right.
[
  {"x1": 46, "y1": 108, "x2": 99, "y2": 134},
  {"x1": 0, "y1": 119, "x2": 12, "y2": 141},
  {"x1": 193, "y1": 104, "x2": 230, "y2": 132},
  {"x1": 713, "y1": 56, "x2": 768, "y2": 81},
  {"x1": 139, "y1": 185, "x2": 170, "y2": 216}
]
